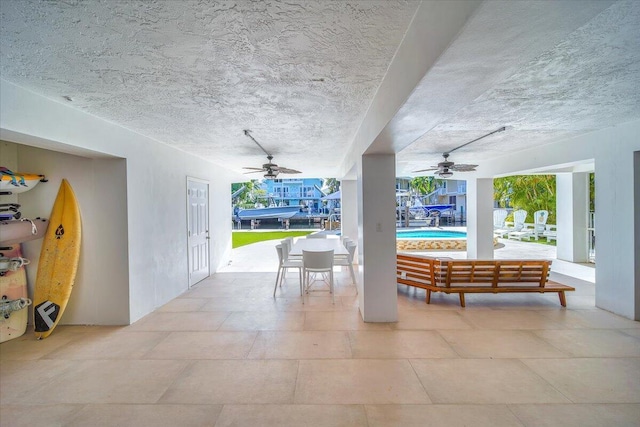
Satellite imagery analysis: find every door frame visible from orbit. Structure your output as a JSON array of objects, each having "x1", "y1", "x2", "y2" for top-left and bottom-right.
[{"x1": 186, "y1": 176, "x2": 210, "y2": 287}]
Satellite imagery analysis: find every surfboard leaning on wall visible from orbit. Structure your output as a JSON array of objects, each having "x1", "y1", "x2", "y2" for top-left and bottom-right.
[{"x1": 33, "y1": 179, "x2": 82, "y2": 339}]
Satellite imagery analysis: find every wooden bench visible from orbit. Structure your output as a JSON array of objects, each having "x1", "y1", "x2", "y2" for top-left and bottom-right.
[{"x1": 396, "y1": 254, "x2": 575, "y2": 307}]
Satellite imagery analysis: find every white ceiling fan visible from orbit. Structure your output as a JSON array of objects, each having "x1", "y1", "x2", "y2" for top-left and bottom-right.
[
  {"x1": 413, "y1": 127, "x2": 506, "y2": 178},
  {"x1": 242, "y1": 130, "x2": 302, "y2": 179}
]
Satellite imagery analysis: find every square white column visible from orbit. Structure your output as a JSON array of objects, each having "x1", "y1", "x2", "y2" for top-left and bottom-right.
[
  {"x1": 340, "y1": 179, "x2": 358, "y2": 248},
  {"x1": 556, "y1": 173, "x2": 589, "y2": 263},
  {"x1": 593, "y1": 149, "x2": 639, "y2": 319},
  {"x1": 466, "y1": 178, "x2": 495, "y2": 259},
  {"x1": 357, "y1": 154, "x2": 398, "y2": 322}
]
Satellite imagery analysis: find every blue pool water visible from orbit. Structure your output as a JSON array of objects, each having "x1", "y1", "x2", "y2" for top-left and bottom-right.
[{"x1": 396, "y1": 230, "x2": 467, "y2": 239}]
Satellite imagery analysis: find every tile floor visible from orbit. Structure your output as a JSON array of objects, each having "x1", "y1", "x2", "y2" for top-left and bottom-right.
[{"x1": 1, "y1": 239, "x2": 639, "y2": 426}]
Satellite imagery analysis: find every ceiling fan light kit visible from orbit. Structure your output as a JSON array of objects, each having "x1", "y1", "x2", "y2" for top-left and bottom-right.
[
  {"x1": 242, "y1": 130, "x2": 302, "y2": 179},
  {"x1": 413, "y1": 126, "x2": 506, "y2": 178}
]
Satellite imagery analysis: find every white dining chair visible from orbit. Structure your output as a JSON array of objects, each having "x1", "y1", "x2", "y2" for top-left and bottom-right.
[
  {"x1": 281, "y1": 239, "x2": 301, "y2": 260},
  {"x1": 302, "y1": 249, "x2": 335, "y2": 304},
  {"x1": 274, "y1": 244, "x2": 303, "y2": 298},
  {"x1": 306, "y1": 233, "x2": 327, "y2": 239},
  {"x1": 333, "y1": 241, "x2": 357, "y2": 288}
]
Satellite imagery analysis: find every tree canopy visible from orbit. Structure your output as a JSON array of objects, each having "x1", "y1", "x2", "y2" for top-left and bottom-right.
[
  {"x1": 323, "y1": 178, "x2": 340, "y2": 194},
  {"x1": 409, "y1": 176, "x2": 437, "y2": 195}
]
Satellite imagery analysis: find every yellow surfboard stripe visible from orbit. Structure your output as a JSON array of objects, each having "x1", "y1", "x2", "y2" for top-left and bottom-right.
[{"x1": 33, "y1": 179, "x2": 81, "y2": 339}]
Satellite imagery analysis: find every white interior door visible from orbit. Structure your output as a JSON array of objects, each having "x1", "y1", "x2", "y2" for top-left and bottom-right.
[{"x1": 187, "y1": 178, "x2": 210, "y2": 286}]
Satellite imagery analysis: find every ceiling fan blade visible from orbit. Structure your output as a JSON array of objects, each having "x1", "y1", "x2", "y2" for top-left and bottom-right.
[
  {"x1": 450, "y1": 164, "x2": 478, "y2": 171},
  {"x1": 243, "y1": 170, "x2": 264, "y2": 174},
  {"x1": 243, "y1": 167, "x2": 264, "y2": 171},
  {"x1": 412, "y1": 167, "x2": 438, "y2": 173},
  {"x1": 276, "y1": 167, "x2": 302, "y2": 174}
]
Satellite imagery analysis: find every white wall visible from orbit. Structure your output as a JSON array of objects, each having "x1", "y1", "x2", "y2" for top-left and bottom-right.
[{"x1": 1, "y1": 80, "x2": 235, "y2": 324}]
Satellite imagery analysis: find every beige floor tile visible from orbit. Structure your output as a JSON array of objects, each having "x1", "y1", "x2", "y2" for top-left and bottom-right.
[
  {"x1": 622, "y1": 328, "x2": 640, "y2": 339},
  {"x1": 200, "y1": 297, "x2": 281, "y2": 312},
  {"x1": 410, "y1": 359, "x2": 570, "y2": 404},
  {"x1": 0, "y1": 328, "x2": 83, "y2": 360},
  {"x1": 27, "y1": 359, "x2": 188, "y2": 404},
  {"x1": 144, "y1": 331, "x2": 257, "y2": 359},
  {"x1": 43, "y1": 331, "x2": 168, "y2": 360},
  {"x1": 339, "y1": 295, "x2": 361, "y2": 308},
  {"x1": 127, "y1": 311, "x2": 230, "y2": 331},
  {"x1": 392, "y1": 310, "x2": 473, "y2": 330},
  {"x1": 523, "y1": 358, "x2": 640, "y2": 403},
  {"x1": 539, "y1": 309, "x2": 640, "y2": 329},
  {"x1": 349, "y1": 331, "x2": 458, "y2": 358},
  {"x1": 160, "y1": 360, "x2": 298, "y2": 404},
  {"x1": 564, "y1": 295, "x2": 603, "y2": 309},
  {"x1": 275, "y1": 296, "x2": 346, "y2": 311},
  {"x1": 509, "y1": 403, "x2": 640, "y2": 427},
  {"x1": 156, "y1": 297, "x2": 208, "y2": 312},
  {"x1": 459, "y1": 310, "x2": 564, "y2": 330},
  {"x1": 295, "y1": 359, "x2": 431, "y2": 404},
  {"x1": 439, "y1": 330, "x2": 568, "y2": 358},
  {"x1": 66, "y1": 404, "x2": 223, "y2": 427},
  {"x1": 215, "y1": 404, "x2": 367, "y2": 427},
  {"x1": 248, "y1": 331, "x2": 352, "y2": 359},
  {"x1": 270, "y1": 280, "x2": 307, "y2": 298},
  {"x1": 186, "y1": 282, "x2": 266, "y2": 298},
  {"x1": 533, "y1": 329, "x2": 640, "y2": 357},
  {"x1": 0, "y1": 404, "x2": 83, "y2": 427},
  {"x1": 304, "y1": 311, "x2": 392, "y2": 331},
  {"x1": 365, "y1": 404, "x2": 524, "y2": 427},
  {"x1": 219, "y1": 311, "x2": 306, "y2": 331},
  {"x1": 0, "y1": 360, "x2": 78, "y2": 403}
]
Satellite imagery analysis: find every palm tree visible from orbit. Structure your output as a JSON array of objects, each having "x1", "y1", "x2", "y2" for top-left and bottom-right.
[
  {"x1": 494, "y1": 175, "x2": 556, "y2": 223},
  {"x1": 232, "y1": 180, "x2": 265, "y2": 208},
  {"x1": 409, "y1": 176, "x2": 436, "y2": 195},
  {"x1": 323, "y1": 178, "x2": 340, "y2": 194}
]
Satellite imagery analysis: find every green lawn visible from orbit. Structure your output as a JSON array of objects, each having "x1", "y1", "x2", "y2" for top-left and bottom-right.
[{"x1": 232, "y1": 230, "x2": 314, "y2": 248}]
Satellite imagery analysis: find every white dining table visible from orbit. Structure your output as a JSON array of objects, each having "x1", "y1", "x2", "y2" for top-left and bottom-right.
[{"x1": 289, "y1": 238, "x2": 348, "y2": 256}]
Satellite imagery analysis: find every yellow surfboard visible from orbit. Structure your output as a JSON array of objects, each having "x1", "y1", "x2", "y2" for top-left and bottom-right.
[{"x1": 33, "y1": 179, "x2": 81, "y2": 339}]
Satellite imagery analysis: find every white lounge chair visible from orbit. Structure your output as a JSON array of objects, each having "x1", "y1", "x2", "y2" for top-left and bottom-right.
[
  {"x1": 530, "y1": 210, "x2": 549, "y2": 240},
  {"x1": 543, "y1": 224, "x2": 557, "y2": 242},
  {"x1": 508, "y1": 209, "x2": 549, "y2": 241},
  {"x1": 495, "y1": 209, "x2": 528, "y2": 238},
  {"x1": 493, "y1": 209, "x2": 508, "y2": 230}
]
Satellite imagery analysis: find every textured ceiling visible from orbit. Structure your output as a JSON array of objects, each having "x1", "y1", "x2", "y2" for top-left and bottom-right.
[
  {"x1": 394, "y1": 0, "x2": 640, "y2": 175},
  {"x1": 0, "y1": 0, "x2": 419, "y2": 176},
  {"x1": 1, "y1": 0, "x2": 639, "y2": 178}
]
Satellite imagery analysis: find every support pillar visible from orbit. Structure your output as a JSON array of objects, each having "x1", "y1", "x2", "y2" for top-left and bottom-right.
[
  {"x1": 594, "y1": 148, "x2": 639, "y2": 320},
  {"x1": 556, "y1": 173, "x2": 589, "y2": 263},
  {"x1": 466, "y1": 178, "x2": 494, "y2": 259},
  {"x1": 358, "y1": 154, "x2": 398, "y2": 322},
  {"x1": 340, "y1": 179, "x2": 358, "y2": 247}
]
